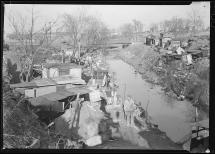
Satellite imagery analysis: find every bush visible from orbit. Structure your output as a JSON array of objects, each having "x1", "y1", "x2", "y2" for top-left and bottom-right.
[
  {"x1": 192, "y1": 58, "x2": 209, "y2": 80},
  {"x1": 141, "y1": 50, "x2": 161, "y2": 72},
  {"x1": 182, "y1": 70, "x2": 208, "y2": 108},
  {"x1": 3, "y1": 91, "x2": 48, "y2": 148}
]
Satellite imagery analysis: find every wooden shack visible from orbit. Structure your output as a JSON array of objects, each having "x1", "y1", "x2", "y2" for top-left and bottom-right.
[
  {"x1": 42, "y1": 63, "x2": 83, "y2": 79},
  {"x1": 146, "y1": 34, "x2": 156, "y2": 45},
  {"x1": 10, "y1": 76, "x2": 86, "y2": 98}
]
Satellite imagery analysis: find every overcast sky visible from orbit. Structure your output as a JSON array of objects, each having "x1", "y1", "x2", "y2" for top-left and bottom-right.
[{"x1": 4, "y1": 2, "x2": 210, "y2": 34}]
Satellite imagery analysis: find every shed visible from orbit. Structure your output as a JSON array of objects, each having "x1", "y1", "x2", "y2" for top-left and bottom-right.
[
  {"x1": 10, "y1": 76, "x2": 86, "y2": 98},
  {"x1": 29, "y1": 86, "x2": 92, "y2": 111},
  {"x1": 187, "y1": 50, "x2": 203, "y2": 59},
  {"x1": 146, "y1": 34, "x2": 156, "y2": 45},
  {"x1": 42, "y1": 63, "x2": 83, "y2": 79},
  {"x1": 10, "y1": 76, "x2": 86, "y2": 89}
]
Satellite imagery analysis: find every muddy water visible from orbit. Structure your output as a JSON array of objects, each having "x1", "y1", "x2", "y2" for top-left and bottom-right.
[{"x1": 107, "y1": 59, "x2": 195, "y2": 143}]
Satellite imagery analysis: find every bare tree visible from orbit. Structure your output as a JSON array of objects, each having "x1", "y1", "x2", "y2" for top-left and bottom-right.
[
  {"x1": 187, "y1": 8, "x2": 204, "y2": 33},
  {"x1": 168, "y1": 17, "x2": 185, "y2": 37},
  {"x1": 119, "y1": 23, "x2": 134, "y2": 41},
  {"x1": 183, "y1": 19, "x2": 192, "y2": 33},
  {"x1": 150, "y1": 23, "x2": 158, "y2": 33},
  {"x1": 159, "y1": 17, "x2": 192, "y2": 37},
  {"x1": 63, "y1": 8, "x2": 110, "y2": 59},
  {"x1": 7, "y1": 7, "x2": 59, "y2": 82},
  {"x1": 132, "y1": 19, "x2": 143, "y2": 42}
]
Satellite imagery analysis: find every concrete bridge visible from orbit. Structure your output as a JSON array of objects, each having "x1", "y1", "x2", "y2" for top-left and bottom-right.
[{"x1": 83, "y1": 42, "x2": 132, "y2": 50}]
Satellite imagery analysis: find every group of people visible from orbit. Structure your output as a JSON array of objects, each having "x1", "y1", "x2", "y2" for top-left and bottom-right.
[
  {"x1": 85, "y1": 56, "x2": 145, "y2": 128},
  {"x1": 105, "y1": 91, "x2": 145, "y2": 128},
  {"x1": 100, "y1": 71, "x2": 144, "y2": 127}
]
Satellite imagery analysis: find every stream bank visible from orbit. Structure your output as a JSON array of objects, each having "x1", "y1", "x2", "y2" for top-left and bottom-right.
[{"x1": 110, "y1": 44, "x2": 209, "y2": 118}]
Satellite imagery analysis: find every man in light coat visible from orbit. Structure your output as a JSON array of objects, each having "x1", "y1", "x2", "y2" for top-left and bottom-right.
[{"x1": 124, "y1": 96, "x2": 137, "y2": 126}]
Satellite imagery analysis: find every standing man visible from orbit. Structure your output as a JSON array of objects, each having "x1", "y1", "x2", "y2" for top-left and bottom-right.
[
  {"x1": 107, "y1": 73, "x2": 111, "y2": 88},
  {"x1": 102, "y1": 73, "x2": 107, "y2": 87},
  {"x1": 124, "y1": 96, "x2": 137, "y2": 126},
  {"x1": 72, "y1": 93, "x2": 84, "y2": 128}
]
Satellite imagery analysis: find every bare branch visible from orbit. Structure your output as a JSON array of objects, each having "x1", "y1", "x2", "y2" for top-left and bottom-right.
[{"x1": 6, "y1": 6, "x2": 61, "y2": 82}]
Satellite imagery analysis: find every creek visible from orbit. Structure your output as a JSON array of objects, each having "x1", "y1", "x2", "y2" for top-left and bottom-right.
[{"x1": 107, "y1": 59, "x2": 195, "y2": 143}]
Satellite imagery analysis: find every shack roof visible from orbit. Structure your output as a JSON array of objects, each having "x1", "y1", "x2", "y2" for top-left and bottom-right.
[
  {"x1": 42, "y1": 63, "x2": 82, "y2": 69},
  {"x1": 187, "y1": 49, "x2": 202, "y2": 54},
  {"x1": 41, "y1": 89, "x2": 74, "y2": 101},
  {"x1": 10, "y1": 82, "x2": 37, "y2": 89},
  {"x1": 10, "y1": 76, "x2": 86, "y2": 88},
  {"x1": 146, "y1": 34, "x2": 156, "y2": 39},
  {"x1": 29, "y1": 86, "x2": 92, "y2": 105}
]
